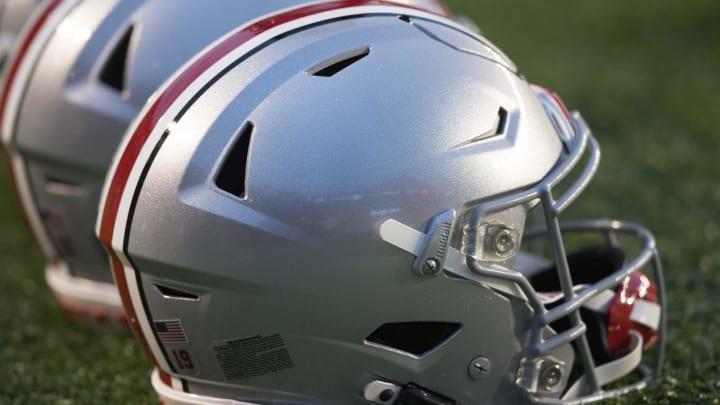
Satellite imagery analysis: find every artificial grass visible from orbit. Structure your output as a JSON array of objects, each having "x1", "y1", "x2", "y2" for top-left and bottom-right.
[
  {"x1": 0, "y1": 169, "x2": 156, "y2": 402},
  {"x1": 1, "y1": 0, "x2": 718, "y2": 402}
]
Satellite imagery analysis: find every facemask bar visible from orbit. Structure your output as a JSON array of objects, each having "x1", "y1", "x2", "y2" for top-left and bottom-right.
[
  {"x1": 462, "y1": 112, "x2": 665, "y2": 403},
  {"x1": 522, "y1": 221, "x2": 665, "y2": 403}
]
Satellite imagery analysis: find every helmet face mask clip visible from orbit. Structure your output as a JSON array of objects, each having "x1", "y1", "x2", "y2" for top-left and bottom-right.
[{"x1": 381, "y1": 107, "x2": 664, "y2": 402}]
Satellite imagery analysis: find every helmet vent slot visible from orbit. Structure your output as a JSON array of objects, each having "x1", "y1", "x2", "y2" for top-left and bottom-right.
[
  {"x1": 308, "y1": 47, "x2": 370, "y2": 77},
  {"x1": 215, "y1": 121, "x2": 254, "y2": 198},
  {"x1": 496, "y1": 107, "x2": 508, "y2": 134},
  {"x1": 44, "y1": 176, "x2": 85, "y2": 197},
  {"x1": 153, "y1": 284, "x2": 199, "y2": 301},
  {"x1": 454, "y1": 107, "x2": 507, "y2": 148},
  {"x1": 397, "y1": 15, "x2": 413, "y2": 23},
  {"x1": 365, "y1": 322, "x2": 461, "y2": 357},
  {"x1": 99, "y1": 25, "x2": 134, "y2": 92}
]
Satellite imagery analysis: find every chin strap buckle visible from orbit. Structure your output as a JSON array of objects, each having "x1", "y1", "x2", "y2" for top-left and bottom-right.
[{"x1": 411, "y1": 209, "x2": 456, "y2": 277}]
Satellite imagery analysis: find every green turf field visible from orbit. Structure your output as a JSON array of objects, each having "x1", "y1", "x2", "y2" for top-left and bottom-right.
[{"x1": 1, "y1": 0, "x2": 718, "y2": 402}]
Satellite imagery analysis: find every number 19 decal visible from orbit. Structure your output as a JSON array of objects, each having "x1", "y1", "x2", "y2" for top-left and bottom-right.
[{"x1": 172, "y1": 349, "x2": 195, "y2": 370}]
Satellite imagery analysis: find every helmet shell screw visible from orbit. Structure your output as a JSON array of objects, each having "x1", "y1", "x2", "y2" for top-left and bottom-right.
[
  {"x1": 422, "y1": 258, "x2": 440, "y2": 275},
  {"x1": 468, "y1": 356, "x2": 491, "y2": 380}
]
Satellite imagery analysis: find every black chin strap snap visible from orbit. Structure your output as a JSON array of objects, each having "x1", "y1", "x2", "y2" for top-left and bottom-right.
[
  {"x1": 363, "y1": 380, "x2": 458, "y2": 405},
  {"x1": 529, "y1": 245, "x2": 626, "y2": 363},
  {"x1": 393, "y1": 384, "x2": 457, "y2": 405}
]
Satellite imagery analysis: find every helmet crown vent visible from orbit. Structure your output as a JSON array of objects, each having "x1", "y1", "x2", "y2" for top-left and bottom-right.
[
  {"x1": 308, "y1": 47, "x2": 370, "y2": 77},
  {"x1": 99, "y1": 25, "x2": 134, "y2": 92},
  {"x1": 215, "y1": 121, "x2": 254, "y2": 198}
]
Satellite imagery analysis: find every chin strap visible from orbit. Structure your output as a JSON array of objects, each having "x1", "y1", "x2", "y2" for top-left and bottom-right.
[
  {"x1": 380, "y1": 218, "x2": 662, "y2": 399},
  {"x1": 539, "y1": 286, "x2": 661, "y2": 332},
  {"x1": 560, "y1": 284, "x2": 660, "y2": 399},
  {"x1": 579, "y1": 287, "x2": 661, "y2": 332},
  {"x1": 522, "y1": 272, "x2": 660, "y2": 401},
  {"x1": 562, "y1": 331, "x2": 643, "y2": 400}
]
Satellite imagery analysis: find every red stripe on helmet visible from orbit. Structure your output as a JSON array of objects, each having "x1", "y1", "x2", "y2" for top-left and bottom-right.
[
  {"x1": 97, "y1": 0, "x2": 421, "y2": 369},
  {"x1": 158, "y1": 368, "x2": 173, "y2": 387},
  {"x1": 536, "y1": 85, "x2": 571, "y2": 120},
  {"x1": 109, "y1": 252, "x2": 159, "y2": 365}
]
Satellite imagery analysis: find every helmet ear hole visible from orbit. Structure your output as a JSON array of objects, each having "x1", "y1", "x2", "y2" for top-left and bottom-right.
[
  {"x1": 99, "y1": 24, "x2": 134, "y2": 92},
  {"x1": 152, "y1": 284, "x2": 199, "y2": 301},
  {"x1": 365, "y1": 322, "x2": 461, "y2": 357}
]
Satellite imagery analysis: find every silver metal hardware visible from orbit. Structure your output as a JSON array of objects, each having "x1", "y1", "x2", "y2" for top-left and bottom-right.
[
  {"x1": 540, "y1": 362, "x2": 563, "y2": 388},
  {"x1": 412, "y1": 209, "x2": 456, "y2": 277},
  {"x1": 468, "y1": 356, "x2": 491, "y2": 380}
]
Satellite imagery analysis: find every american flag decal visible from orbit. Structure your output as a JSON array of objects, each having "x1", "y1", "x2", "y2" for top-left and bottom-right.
[{"x1": 154, "y1": 319, "x2": 189, "y2": 344}]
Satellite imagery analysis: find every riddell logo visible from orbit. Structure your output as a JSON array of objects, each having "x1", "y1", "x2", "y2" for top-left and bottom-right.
[{"x1": 435, "y1": 220, "x2": 452, "y2": 259}]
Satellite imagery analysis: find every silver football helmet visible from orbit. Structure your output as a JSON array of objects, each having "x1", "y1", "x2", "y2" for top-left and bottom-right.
[
  {"x1": 98, "y1": 2, "x2": 665, "y2": 403},
  {"x1": 3, "y1": 0, "x2": 404, "y2": 323}
]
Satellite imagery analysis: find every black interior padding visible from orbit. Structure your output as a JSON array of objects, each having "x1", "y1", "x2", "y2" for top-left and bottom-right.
[
  {"x1": 530, "y1": 245, "x2": 626, "y2": 363},
  {"x1": 529, "y1": 245, "x2": 626, "y2": 292}
]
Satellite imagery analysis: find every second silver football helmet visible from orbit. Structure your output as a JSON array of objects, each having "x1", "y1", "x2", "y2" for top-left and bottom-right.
[{"x1": 1, "y1": 0, "x2": 369, "y2": 322}]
